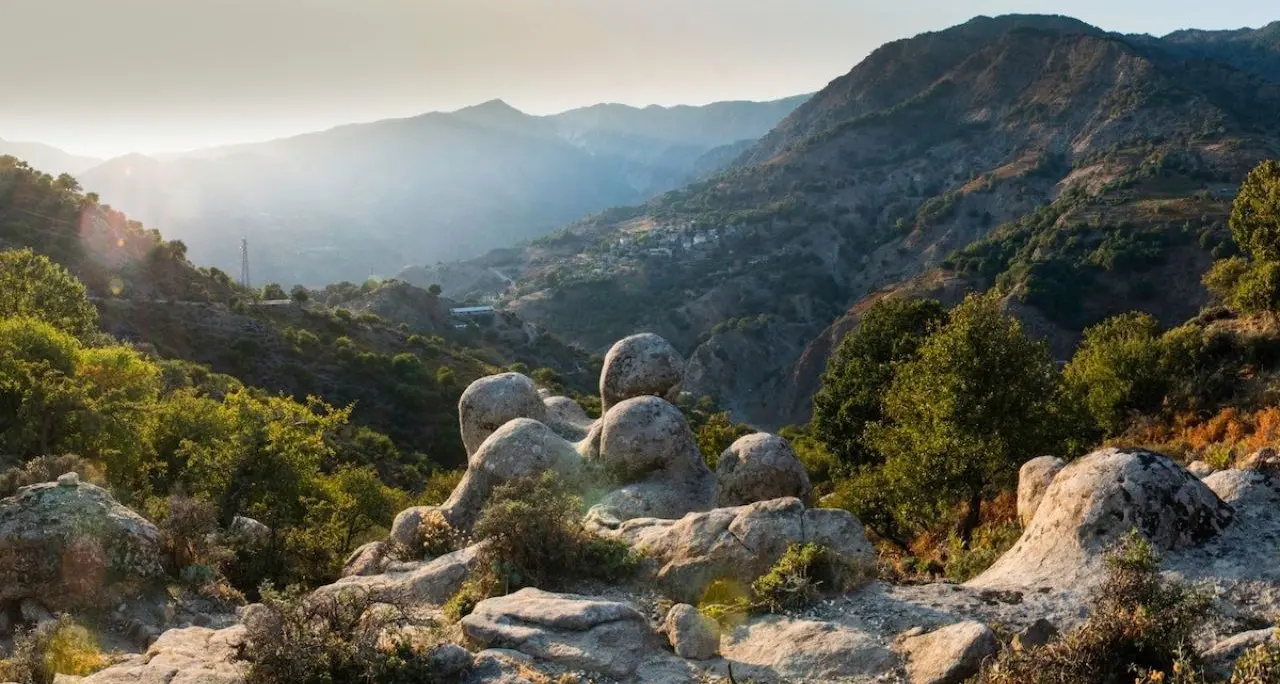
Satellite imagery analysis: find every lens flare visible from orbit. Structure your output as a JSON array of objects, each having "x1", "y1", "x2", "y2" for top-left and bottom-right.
[{"x1": 108, "y1": 278, "x2": 125, "y2": 296}]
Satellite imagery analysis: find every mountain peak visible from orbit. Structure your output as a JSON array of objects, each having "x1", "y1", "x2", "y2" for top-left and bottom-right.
[{"x1": 453, "y1": 99, "x2": 527, "y2": 117}]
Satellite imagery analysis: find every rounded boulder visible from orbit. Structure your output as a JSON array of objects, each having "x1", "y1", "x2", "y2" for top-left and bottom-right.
[
  {"x1": 598, "y1": 395, "x2": 701, "y2": 480},
  {"x1": 458, "y1": 373, "x2": 546, "y2": 455},
  {"x1": 599, "y1": 333, "x2": 684, "y2": 410},
  {"x1": 715, "y1": 433, "x2": 813, "y2": 506}
]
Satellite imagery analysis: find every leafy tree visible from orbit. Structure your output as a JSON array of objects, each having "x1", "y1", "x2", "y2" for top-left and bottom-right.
[
  {"x1": 427, "y1": 284, "x2": 443, "y2": 297},
  {"x1": 1063, "y1": 313, "x2": 1166, "y2": 436},
  {"x1": 0, "y1": 317, "x2": 83, "y2": 457},
  {"x1": 695, "y1": 411, "x2": 753, "y2": 468},
  {"x1": 289, "y1": 285, "x2": 309, "y2": 303},
  {"x1": 1230, "y1": 160, "x2": 1280, "y2": 261},
  {"x1": 317, "y1": 465, "x2": 405, "y2": 556},
  {"x1": 262, "y1": 283, "x2": 287, "y2": 300},
  {"x1": 0, "y1": 249, "x2": 98, "y2": 338},
  {"x1": 812, "y1": 298, "x2": 947, "y2": 470},
  {"x1": 866, "y1": 292, "x2": 1070, "y2": 544}
]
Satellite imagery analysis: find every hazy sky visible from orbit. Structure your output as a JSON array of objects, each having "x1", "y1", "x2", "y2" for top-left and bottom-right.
[{"x1": 1, "y1": 0, "x2": 1276, "y2": 158}]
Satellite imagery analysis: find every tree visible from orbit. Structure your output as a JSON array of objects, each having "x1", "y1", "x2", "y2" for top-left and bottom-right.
[
  {"x1": 1230, "y1": 160, "x2": 1280, "y2": 261},
  {"x1": 262, "y1": 283, "x2": 287, "y2": 300},
  {"x1": 0, "y1": 317, "x2": 84, "y2": 458},
  {"x1": 866, "y1": 292, "x2": 1069, "y2": 545},
  {"x1": 812, "y1": 298, "x2": 947, "y2": 470},
  {"x1": 0, "y1": 249, "x2": 98, "y2": 338},
  {"x1": 1063, "y1": 313, "x2": 1167, "y2": 436},
  {"x1": 427, "y1": 284, "x2": 443, "y2": 297},
  {"x1": 289, "y1": 285, "x2": 309, "y2": 303}
]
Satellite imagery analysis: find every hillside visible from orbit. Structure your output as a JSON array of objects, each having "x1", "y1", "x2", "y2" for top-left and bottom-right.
[
  {"x1": 0, "y1": 155, "x2": 590, "y2": 471},
  {"x1": 452, "y1": 14, "x2": 1280, "y2": 428},
  {"x1": 0, "y1": 138, "x2": 99, "y2": 176},
  {"x1": 74, "y1": 97, "x2": 805, "y2": 287}
]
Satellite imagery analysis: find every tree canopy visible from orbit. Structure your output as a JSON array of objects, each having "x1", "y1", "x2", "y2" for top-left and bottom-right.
[{"x1": 0, "y1": 249, "x2": 98, "y2": 339}]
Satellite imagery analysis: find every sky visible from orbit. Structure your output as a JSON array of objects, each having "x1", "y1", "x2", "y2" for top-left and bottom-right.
[{"x1": 1, "y1": 0, "x2": 1277, "y2": 159}]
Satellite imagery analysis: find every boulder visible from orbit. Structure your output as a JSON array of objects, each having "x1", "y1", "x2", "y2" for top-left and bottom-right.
[
  {"x1": 341, "y1": 540, "x2": 388, "y2": 577},
  {"x1": 1188, "y1": 461, "x2": 1216, "y2": 478},
  {"x1": 79, "y1": 626, "x2": 247, "y2": 684},
  {"x1": 440, "y1": 419, "x2": 581, "y2": 531},
  {"x1": 389, "y1": 505, "x2": 435, "y2": 548},
  {"x1": 460, "y1": 588, "x2": 657, "y2": 678},
  {"x1": 1202, "y1": 628, "x2": 1278, "y2": 679},
  {"x1": 228, "y1": 516, "x2": 269, "y2": 544},
  {"x1": 721, "y1": 615, "x2": 896, "y2": 682},
  {"x1": 316, "y1": 543, "x2": 483, "y2": 607},
  {"x1": 458, "y1": 373, "x2": 546, "y2": 456},
  {"x1": 588, "y1": 396, "x2": 716, "y2": 524},
  {"x1": 972, "y1": 448, "x2": 1233, "y2": 590},
  {"x1": 715, "y1": 433, "x2": 813, "y2": 507},
  {"x1": 1016, "y1": 456, "x2": 1065, "y2": 526},
  {"x1": 599, "y1": 333, "x2": 684, "y2": 411},
  {"x1": 0, "y1": 481, "x2": 163, "y2": 611},
  {"x1": 426, "y1": 643, "x2": 475, "y2": 678},
  {"x1": 664, "y1": 604, "x2": 719, "y2": 660},
  {"x1": 900, "y1": 621, "x2": 999, "y2": 684},
  {"x1": 541, "y1": 396, "x2": 594, "y2": 442},
  {"x1": 610, "y1": 498, "x2": 875, "y2": 604}
]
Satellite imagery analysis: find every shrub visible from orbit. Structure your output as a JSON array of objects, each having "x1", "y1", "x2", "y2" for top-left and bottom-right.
[
  {"x1": 469, "y1": 472, "x2": 636, "y2": 591},
  {"x1": 1231, "y1": 635, "x2": 1280, "y2": 682},
  {"x1": 441, "y1": 473, "x2": 638, "y2": 619},
  {"x1": 418, "y1": 508, "x2": 467, "y2": 558},
  {"x1": 977, "y1": 531, "x2": 1211, "y2": 683},
  {"x1": 0, "y1": 615, "x2": 107, "y2": 684},
  {"x1": 146, "y1": 493, "x2": 229, "y2": 575},
  {"x1": 243, "y1": 585, "x2": 448, "y2": 684},
  {"x1": 751, "y1": 543, "x2": 873, "y2": 613},
  {"x1": 943, "y1": 518, "x2": 1022, "y2": 582}
]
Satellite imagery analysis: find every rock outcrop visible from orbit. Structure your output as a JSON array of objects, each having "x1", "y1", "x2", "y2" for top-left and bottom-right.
[
  {"x1": 0, "y1": 478, "x2": 163, "y2": 611},
  {"x1": 460, "y1": 588, "x2": 658, "y2": 678},
  {"x1": 79, "y1": 626, "x2": 247, "y2": 684},
  {"x1": 610, "y1": 497, "x2": 875, "y2": 603},
  {"x1": 318, "y1": 544, "x2": 483, "y2": 607},
  {"x1": 1016, "y1": 456, "x2": 1064, "y2": 526},
  {"x1": 714, "y1": 433, "x2": 813, "y2": 507},
  {"x1": 973, "y1": 448, "x2": 1234, "y2": 589},
  {"x1": 721, "y1": 615, "x2": 897, "y2": 682}
]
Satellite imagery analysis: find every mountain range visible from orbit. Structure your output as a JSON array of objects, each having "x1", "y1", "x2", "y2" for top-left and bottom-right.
[
  {"x1": 428, "y1": 14, "x2": 1280, "y2": 428},
  {"x1": 65, "y1": 96, "x2": 807, "y2": 286}
]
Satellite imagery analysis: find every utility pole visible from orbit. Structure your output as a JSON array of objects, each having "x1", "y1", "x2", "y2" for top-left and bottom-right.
[{"x1": 240, "y1": 238, "x2": 251, "y2": 288}]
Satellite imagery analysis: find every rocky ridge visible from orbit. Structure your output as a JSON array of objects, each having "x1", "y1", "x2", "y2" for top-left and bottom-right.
[{"x1": 12, "y1": 332, "x2": 1280, "y2": 683}]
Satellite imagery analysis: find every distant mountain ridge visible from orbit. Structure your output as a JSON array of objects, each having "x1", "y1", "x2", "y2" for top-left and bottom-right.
[
  {"x1": 0, "y1": 138, "x2": 100, "y2": 176},
  {"x1": 437, "y1": 13, "x2": 1280, "y2": 429},
  {"x1": 71, "y1": 96, "x2": 808, "y2": 286}
]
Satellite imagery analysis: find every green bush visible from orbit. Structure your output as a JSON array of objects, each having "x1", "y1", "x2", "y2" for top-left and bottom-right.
[
  {"x1": 243, "y1": 585, "x2": 449, "y2": 684},
  {"x1": 750, "y1": 543, "x2": 874, "y2": 613},
  {"x1": 977, "y1": 531, "x2": 1211, "y2": 683},
  {"x1": 442, "y1": 473, "x2": 638, "y2": 619},
  {"x1": 0, "y1": 615, "x2": 107, "y2": 684}
]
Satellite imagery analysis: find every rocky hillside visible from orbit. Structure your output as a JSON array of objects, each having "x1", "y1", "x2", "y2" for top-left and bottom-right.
[
  {"x1": 461, "y1": 14, "x2": 1280, "y2": 428},
  {"x1": 75, "y1": 96, "x2": 806, "y2": 287},
  {"x1": 25, "y1": 332, "x2": 1280, "y2": 684},
  {"x1": 0, "y1": 155, "x2": 591, "y2": 469}
]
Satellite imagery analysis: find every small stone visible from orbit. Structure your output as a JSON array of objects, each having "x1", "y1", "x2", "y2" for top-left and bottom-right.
[
  {"x1": 1011, "y1": 618, "x2": 1058, "y2": 651},
  {"x1": 1187, "y1": 460, "x2": 1216, "y2": 478},
  {"x1": 664, "y1": 604, "x2": 719, "y2": 660},
  {"x1": 57, "y1": 472, "x2": 80, "y2": 487},
  {"x1": 901, "y1": 621, "x2": 998, "y2": 684}
]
